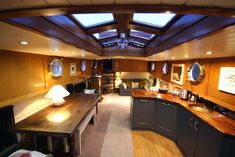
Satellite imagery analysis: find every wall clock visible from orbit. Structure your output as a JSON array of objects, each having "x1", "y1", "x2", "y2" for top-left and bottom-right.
[{"x1": 80, "y1": 60, "x2": 86, "y2": 72}]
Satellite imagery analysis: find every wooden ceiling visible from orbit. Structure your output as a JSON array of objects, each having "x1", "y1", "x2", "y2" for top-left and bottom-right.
[{"x1": 0, "y1": 1, "x2": 235, "y2": 59}]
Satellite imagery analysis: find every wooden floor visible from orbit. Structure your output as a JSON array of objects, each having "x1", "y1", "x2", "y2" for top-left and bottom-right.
[{"x1": 132, "y1": 131, "x2": 183, "y2": 157}]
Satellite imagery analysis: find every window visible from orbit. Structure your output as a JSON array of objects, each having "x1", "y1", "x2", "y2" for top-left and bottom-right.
[
  {"x1": 130, "y1": 29, "x2": 155, "y2": 40},
  {"x1": 72, "y1": 13, "x2": 114, "y2": 28},
  {"x1": 133, "y1": 13, "x2": 176, "y2": 28},
  {"x1": 93, "y1": 29, "x2": 117, "y2": 40},
  {"x1": 129, "y1": 38, "x2": 146, "y2": 47}
]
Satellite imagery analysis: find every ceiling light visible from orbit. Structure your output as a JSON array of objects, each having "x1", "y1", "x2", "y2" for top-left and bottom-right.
[
  {"x1": 19, "y1": 41, "x2": 28, "y2": 45},
  {"x1": 81, "y1": 54, "x2": 85, "y2": 57},
  {"x1": 117, "y1": 33, "x2": 129, "y2": 49},
  {"x1": 71, "y1": 52, "x2": 75, "y2": 55},
  {"x1": 171, "y1": 56, "x2": 175, "y2": 59},
  {"x1": 206, "y1": 51, "x2": 212, "y2": 55},
  {"x1": 185, "y1": 54, "x2": 189, "y2": 58},
  {"x1": 53, "y1": 48, "x2": 60, "y2": 52}
]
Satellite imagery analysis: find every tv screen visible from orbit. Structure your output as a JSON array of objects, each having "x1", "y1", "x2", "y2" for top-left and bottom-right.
[{"x1": 103, "y1": 59, "x2": 113, "y2": 71}]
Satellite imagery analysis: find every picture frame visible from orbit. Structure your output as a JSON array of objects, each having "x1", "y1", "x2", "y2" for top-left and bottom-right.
[
  {"x1": 70, "y1": 63, "x2": 77, "y2": 76},
  {"x1": 218, "y1": 67, "x2": 235, "y2": 95},
  {"x1": 171, "y1": 64, "x2": 185, "y2": 85}
]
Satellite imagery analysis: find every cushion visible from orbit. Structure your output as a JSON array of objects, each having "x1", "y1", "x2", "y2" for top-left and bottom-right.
[
  {"x1": 125, "y1": 81, "x2": 132, "y2": 88},
  {"x1": 122, "y1": 82, "x2": 127, "y2": 89},
  {"x1": 132, "y1": 82, "x2": 139, "y2": 88},
  {"x1": 139, "y1": 80, "x2": 146, "y2": 88},
  {"x1": 9, "y1": 149, "x2": 47, "y2": 157}
]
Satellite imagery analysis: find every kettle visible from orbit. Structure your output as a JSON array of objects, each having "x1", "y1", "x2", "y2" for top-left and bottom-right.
[{"x1": 181, "y1": 89, "x2": 192, "y2": 100}]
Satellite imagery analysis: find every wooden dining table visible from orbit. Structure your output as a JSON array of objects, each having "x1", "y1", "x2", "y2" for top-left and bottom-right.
[{"x1": 13, "y1": 93, "x2": 100, "y2": 156}]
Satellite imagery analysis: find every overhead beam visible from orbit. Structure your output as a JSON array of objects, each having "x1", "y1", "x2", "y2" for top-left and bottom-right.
[
  {"x1": 0, "y1": 5, "x2": 235, "y2": 20},
  {"x1": 113, "y1": 13, "x2": 133, "y2": 36},
  {"x1": 87, "y1": 24, "x2": 117, "y2": 34},
  {"x1": 129, "y1": 23, "x2": 162, "y2": 35}
]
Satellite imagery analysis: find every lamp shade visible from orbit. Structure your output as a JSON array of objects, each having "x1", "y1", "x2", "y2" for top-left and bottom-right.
[{"x1": 45, "y1": 85, "x2": 70, "y2": 106}]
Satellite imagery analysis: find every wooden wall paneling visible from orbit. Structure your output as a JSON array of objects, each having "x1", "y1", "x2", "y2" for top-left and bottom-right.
[
  {"x1": 0, "y1": 51, "x2": 45, "y2": 104},
  {"x1": 206, "y1": 59, "x2": 235, "y2": 108},
  {"x1": 114, "y1": 59, "x2": 148, "y2": 72}
]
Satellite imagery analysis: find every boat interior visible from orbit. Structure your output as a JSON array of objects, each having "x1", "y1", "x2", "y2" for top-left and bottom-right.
[{"x1": 0, "y1": 0, "x2": 235, "y2": 157}]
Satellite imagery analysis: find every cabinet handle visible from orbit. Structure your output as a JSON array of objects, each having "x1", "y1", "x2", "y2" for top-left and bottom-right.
[
  {"x1": 194, "y1": 121, "x2": 199, "y2": 131},
  {"x1": 140, "y1": 99, "x2": 148, "y2": 103},
  {"x1": 162, "y1": 102, "x2": 170, "y2": 106},
  {"x1": 189, "y1": 117, "x2": 194, "y2": 127}
]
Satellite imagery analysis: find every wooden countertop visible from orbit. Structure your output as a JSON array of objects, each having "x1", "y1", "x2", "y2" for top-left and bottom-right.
[
  {"x1": 14, "y1": 93, "x2": 100, "y2": 136},
  {"x1": 132, "y1": 90, "x2": 235, "y2": 136}
]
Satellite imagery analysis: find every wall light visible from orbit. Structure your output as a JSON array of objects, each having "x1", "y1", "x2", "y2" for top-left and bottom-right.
[
  {"x1": 45, "y1": 85, "x2": 70, "y2": 106},
  {"x1": 53, "y1": 48, "x2": 60, "y2": 52},
  {"x1": 19, "y1": 41, "x2": 28, "y2": 45},
  {"x1": 206, "y1": 51, "x2": 212, "y2": 55}
]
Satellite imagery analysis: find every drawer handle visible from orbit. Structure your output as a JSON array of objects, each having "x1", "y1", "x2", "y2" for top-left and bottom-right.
[
  {"x1": 162, "y1": 102, "x2": 170, "y2": 106},
  {"x1": 140, "y1": 99, "x2": 148, "y2": 103},
  {"x1": 189, "y1": 117, "x2": 194, "y2": 127},
  {"x1": 194, "y1": 121, "x2": 199, "y2": 131}
]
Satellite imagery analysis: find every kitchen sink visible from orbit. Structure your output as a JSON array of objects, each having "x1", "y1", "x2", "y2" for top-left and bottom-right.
[{"x1": 188, "y1": 103, "x2": 212, "y2": 113}]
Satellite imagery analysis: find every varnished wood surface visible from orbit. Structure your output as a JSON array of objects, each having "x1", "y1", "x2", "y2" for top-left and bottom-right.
[
  {"x1": 14, "y1": 94, "x2": 100, "y2": 136},
  {"x1": 132, "y1": 90, "x2": 235, "y2": 136},
  {"x1": 132, "y1": 131, "x2": 183, "y2": 157}
]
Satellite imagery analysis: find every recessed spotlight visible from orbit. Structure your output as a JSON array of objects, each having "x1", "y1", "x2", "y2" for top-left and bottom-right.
[
  {"x1": 71, "y1": 52, "x2": 75, "y2": 55},
  {"x1": 185, "y1": 54, "x2": 189, "y2": 58},
  {"x1": 19, "y1": 41, "x2": 28, "y2": 45},
  {"x1": 165, "y1": 11, "x2": 172, "y2": 14},
  {"x1": 206, "y1": 51, "x2": 212, "y2": 55},
  {"x1": 171, "y1": 56, "x2": 175, "y2": 59},
  {"x1": 81, "y1": 54, "x2": 85, "y2": 57},
  {"x1": 53, "y1": 48, "x2": 60, "y2": 52}
]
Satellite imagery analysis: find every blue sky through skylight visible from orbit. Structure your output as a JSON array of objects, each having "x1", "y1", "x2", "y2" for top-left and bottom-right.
[
  {"x1": 130, "y1": 29, "x2": 155, "y2": 40},
  {"x1": 133, "y1": 13, "x2": 176, "y2": 28},
  {"x1": 72, "y1": 13, "x2": 114, "y2": 28}
]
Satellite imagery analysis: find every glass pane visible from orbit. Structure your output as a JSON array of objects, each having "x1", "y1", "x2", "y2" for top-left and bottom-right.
[
  {"x1": 130, "y1": 29, "x2": 155, "y2": 40},
  {"x1": 93, "y1": 29, "x2": 117, "y2": 40},
  {"x1": 72, "y1": 13, "x2": 114, "y2": 28},
  {"x1": 133, "y1": 13, "x2": 176, "y2": 28},
  {"x1": 129, "y1": 38, "x2": 146, "y2": 46}
]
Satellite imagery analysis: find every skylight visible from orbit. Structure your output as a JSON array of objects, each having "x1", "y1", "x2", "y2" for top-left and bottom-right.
[
  {"x1": 72, "y1": 13, "x2": 114, "y2": 28},
  {"x1": 130, "y1": 29, "x2": 155, "y2": 40},
  {"x1": 133, "y1": 13, "x2": 176, "y2": 28},
  {"x1": 93, "y1": 29, "x2": 117, "y2": 40}
]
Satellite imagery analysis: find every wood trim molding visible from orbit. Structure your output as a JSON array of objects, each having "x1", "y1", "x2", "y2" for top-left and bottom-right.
[{"x1": 0, "y1": 5, "x2": 235, "y2": 20}]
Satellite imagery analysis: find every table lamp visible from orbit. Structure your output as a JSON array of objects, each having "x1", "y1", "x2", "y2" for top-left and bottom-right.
[{"x1": 45, "y1": 85, "x2": 70, "y2": 106}]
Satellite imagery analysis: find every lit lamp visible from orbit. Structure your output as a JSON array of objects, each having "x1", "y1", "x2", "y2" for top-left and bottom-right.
[{"x1": 45, "y1": 85, "x2": 70, "y2": 106}]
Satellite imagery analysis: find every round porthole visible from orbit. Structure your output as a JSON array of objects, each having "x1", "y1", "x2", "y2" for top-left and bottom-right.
[
  {"x1": 162, "y1": 62, "x2": 168, "y2": 74},
  {"x1": 81, "y1": 60, "x2": 86, "y2": 72},
  {"x1": 48, "y1": 58, "x2": 63, "y2": 78},
  {"x1": 188, "y1": 62, "x2": 205, "y2": 84}
]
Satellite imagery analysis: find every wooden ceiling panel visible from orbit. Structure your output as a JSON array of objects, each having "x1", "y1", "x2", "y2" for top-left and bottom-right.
[
  {"x1": 21, "y1": 0, "x2": 48, "y2": 8},
  {"x1": 0, "y1": 0, "x2": 26, "y2": 11},
  {"x1": 186, "y1": 0, "x2": 214, "y2": 6},
  {"x1": 87, "y1": 24, "x2": 118, "y2": 34},
  {"x1": 68, "y1": 0, "x2": 92, "y2": 5},
  {"x1": 90, "y1": 0, "x2": 115, "y2": 5},
  {"x1": 8, "y1": 17, "x2": 102, "y2": 55},
  {"x1": 44, "y1": 0, "x2": 71, "y2": 6},
  {"x1": 147, "y1": 16, "x2": 235, "y2": 55},
  {"x1": 115, "y1": 0, "x2": 138, "y2": 4},
  {"x1": 161, "y1": 0, "x2": 187, "y2": 5},
  {"x1": 211, "y1": 0, "x2": 235, "y2": 8},
  {"x1": 138, "y1": 0, "x2": 161, "y2": 4},
  {"x1": 129, "y1": 24, "x2": 162, "y2": 35}
]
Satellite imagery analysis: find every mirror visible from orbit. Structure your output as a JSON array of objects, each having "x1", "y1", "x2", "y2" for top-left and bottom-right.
[
  {"x1": 188, "y1": 62, "x2": 205, "y2": 84},
  {"x1": 162, "y1": 62, "x2": 168, "y2": 74},
  {"x1": 48, "y1": 58, "x2": 63, "y2": 78},
  {"x1": 171, "y1": 64, "x2": 185, "y2": 85}
]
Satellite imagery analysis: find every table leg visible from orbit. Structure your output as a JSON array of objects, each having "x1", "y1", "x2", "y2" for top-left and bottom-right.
[
  {"x1": 63, "y1": 137, "x2": 70, "y2": 153},
  {"x1": 73, "y1": 131, "x2": 81, "y2": 156},
  {"x1": 47, "y1": 136, "x2": 53, "y2": 152},
  {"x1": 91, "y1": 113, "x2": 97, "y2": 125}
]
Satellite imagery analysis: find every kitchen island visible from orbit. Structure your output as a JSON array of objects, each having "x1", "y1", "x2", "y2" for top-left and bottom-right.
[{"x1": 131, "y1": 89, "x2": 235, "y2": 157}]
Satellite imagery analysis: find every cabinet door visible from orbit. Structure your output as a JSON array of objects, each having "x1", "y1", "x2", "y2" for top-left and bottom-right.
[
  {"x1": 193, "y1": 119, "x2": 222, "y2": 157},
  {"x1": 176, "y1": 107, "x2": 197, "y2": 157},
  {"x1": 131, "y1": 98, "x2": 155, "y2": 130},
  {"x1": 155, "y1": 101, "x2": 177, "y2": 140}
]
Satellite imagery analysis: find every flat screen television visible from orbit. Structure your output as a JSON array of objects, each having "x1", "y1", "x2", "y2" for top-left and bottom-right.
[{"x1": 103, "y1": 59, "x2": 113, "y2": 71}]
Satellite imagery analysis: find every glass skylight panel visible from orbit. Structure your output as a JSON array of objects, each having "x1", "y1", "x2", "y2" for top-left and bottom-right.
[
  {"x1": 130, "y1": 29, "x2": 155, "y2": 40},
  {"x1": 133, "y1": 13, "x2": 176, "y2": 28},
  {"x1": 93, "y1": 29, "x2": 117, "y2": 40},
  {"x1": 129, "y1": 38, "x2": 146, "y2": 46},
  {"x1": 72, "y1": 13, "x2": 114, "y2": 28}
]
